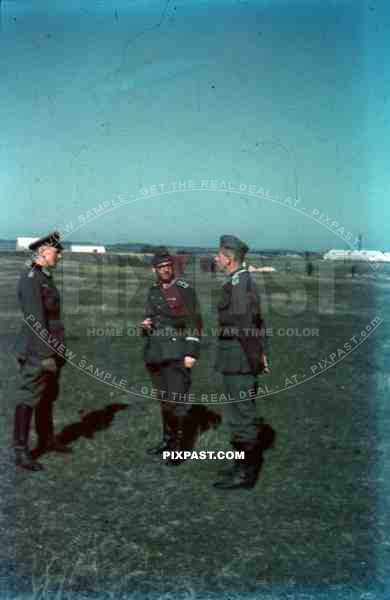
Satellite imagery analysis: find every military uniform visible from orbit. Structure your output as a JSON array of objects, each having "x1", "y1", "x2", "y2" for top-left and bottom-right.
[
  {"x1": 143, "y1": 248, "x2": 203, "y2": 463},
  {"x1": 13, "y1": 231, "x2": 70, "y2": 471},
  {"x1": 214, "y1": 235, "x2": 271, "y2": 489}
]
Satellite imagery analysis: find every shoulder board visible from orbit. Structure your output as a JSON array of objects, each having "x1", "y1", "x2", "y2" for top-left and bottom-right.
[
  {"x1": 231, "y1": 273, "x2": 241, "y2": 286},
  {"x1": 27, "y1": 270, "x2": 35, "y2": 279},
  {"x1": 232, "y1": 268, "x2": 248, "y2": 286},
  {"x1": 176, "y1": 279, "x2": 189, "y2": 288}
]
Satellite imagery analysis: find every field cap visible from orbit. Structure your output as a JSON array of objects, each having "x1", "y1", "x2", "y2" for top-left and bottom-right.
[
  {"x1": 151, "y1": 246, "x2": 173, "y2": 267},
  {"x1": 220, "y1": 234, "x2": 249, "y2": 256}
]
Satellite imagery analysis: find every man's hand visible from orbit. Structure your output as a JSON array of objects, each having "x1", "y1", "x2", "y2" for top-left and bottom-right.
[
  {"x1": 41, "y1": 357, "x2": 57, "y2": 373},
  {"x1": 141, "y1": 318, "x2": 153, "y2": 330},
  {"x1": 184, "y1": 356, "x2": 196, "y2": 369},
  {"x1": 261, "y1": 353, "x2": 271, "y2": 375}
]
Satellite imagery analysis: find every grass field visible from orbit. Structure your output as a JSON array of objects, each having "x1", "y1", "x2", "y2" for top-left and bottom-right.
[{"x1": 0, "y1": 252, "x2": 389, "y2": 597}]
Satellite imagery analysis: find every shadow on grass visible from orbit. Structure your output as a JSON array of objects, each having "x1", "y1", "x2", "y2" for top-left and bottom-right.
[
  {"x1": 32, "y1": 403, "x2": 128, "y2": 458},
  {"x1": 179, "y1": 406, "x2": 276, "y2": 453},
  {"x1": 257, "y1": 418, "x2": 277, "y2": 452},
  {"x1": 191, "y1": 404, "x2": 222, "y2": 436}
]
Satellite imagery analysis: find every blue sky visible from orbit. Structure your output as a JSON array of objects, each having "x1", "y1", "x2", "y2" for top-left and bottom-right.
[{"x1": 1, "y1": 0, "x2": 388, "y2": 250}]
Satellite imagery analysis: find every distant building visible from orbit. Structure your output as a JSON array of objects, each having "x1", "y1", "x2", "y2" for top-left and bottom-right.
[
  {"x1": 323, "y1": 249, "x2": 390, "y2": 262},
  {"x1": 70, "y1": 245, "x2": 106, "y2": 253},
  {"x1": 323, "y1": 249, "x2": 348, "y2": 261},
  {"x1": 16, "y1": 237, "x2": 40, "y2": 251}
]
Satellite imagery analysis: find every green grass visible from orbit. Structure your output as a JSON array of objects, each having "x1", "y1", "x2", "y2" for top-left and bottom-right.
[{"x1": 0, "y1": 253, "x2": 388, "y2": 595}]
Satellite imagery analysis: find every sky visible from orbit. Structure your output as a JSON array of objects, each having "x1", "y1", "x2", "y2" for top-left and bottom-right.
[{"x1": 1, "y1": 0, "x2": 388, "y2": 250}]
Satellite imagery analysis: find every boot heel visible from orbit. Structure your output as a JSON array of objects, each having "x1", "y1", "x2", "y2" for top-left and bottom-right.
[
  {"x1": 13, "y1": 405, "x2": 44, "y2": 472},
  {"x1": 146, "y1": 409, "x2": 172, "y2": 456},
  {"x1": 15, "y1": 447, "x2": 44, "y2": 471},
  {"x1": 213, "y1": 440, "x2": 263, "y2": 490},
  {"x1": 164, "y1": 415, "x2": 192, "y2": 466}
]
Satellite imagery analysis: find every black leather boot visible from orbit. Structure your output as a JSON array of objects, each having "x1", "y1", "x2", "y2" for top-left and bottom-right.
[
  {"x1": 213, "y1": 440, "x2": 263, "y2": 490},
  {"x1": 34, "y1": 400, "x2": 72, "y2": 454},
  {"x1": 165, "y1": 415, "x2": 192, "y2": 466},
  {"x1": 216, "y1": 439, "x2": 244, "y2": 479},
  {"x1": 218, "y1": 423, "x2": 275, "y2": 478},
  {"x1": 35, "y1": 436, "x2": 72, "y2": 455},
  {"x1": 13, "y1": 404, "x2": 44, "y2": 471},
  {"x1": 146, "y1": 409, "x2": 172, "y2": 456}
]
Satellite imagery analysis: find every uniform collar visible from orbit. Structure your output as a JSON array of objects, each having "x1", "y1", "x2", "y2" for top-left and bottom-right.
[
  {"x1": 160, "y1": 276, "x2": 178, "y2": 290},
  {"x1": 221, "y1": 266, "x2": 247, "y2": 286},
  {"x1": 228, "y1": 266, "x2": 247, "y2": 279},
  {"x1": 42, "y1": 267, "x2": 52, "y2": 277},
  {"x1": 32, "y1": 263, "x2": 52, "y2": 278}
]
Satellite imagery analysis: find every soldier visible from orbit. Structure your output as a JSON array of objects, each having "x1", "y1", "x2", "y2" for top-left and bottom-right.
[
  {"x1": 141, "y1": 247, "x2": 203, "y2": 465},
  {"x1": 213, "y1": 235, "x2": 271, "y2": 490},
  {"x1": 13, "y1": 231, "x2": 71, "y2": 472}
]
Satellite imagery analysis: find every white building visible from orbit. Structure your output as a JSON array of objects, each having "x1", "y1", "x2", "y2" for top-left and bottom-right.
[
  {"x1": 323, "y1": 249, "x2": 349, "y2": 261},
  {"x1": 16, "y1": 237, "x2": 40, "y2": 251},
  {"x1": 70, "y1": 245, "x2": 106, "y2": 253},
  {"x1": 323, "y1": 249, "x2": 389, "y2": 262}
]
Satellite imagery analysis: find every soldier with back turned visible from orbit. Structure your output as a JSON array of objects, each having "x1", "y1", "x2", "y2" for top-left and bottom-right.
[{"x1": 213, "y1": 235, "x2": 271, "y2": 490}]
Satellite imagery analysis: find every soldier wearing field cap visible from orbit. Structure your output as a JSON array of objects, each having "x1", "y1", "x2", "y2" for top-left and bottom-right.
[
  {"x1": 13, "y1": 231, "x2": 71, "y2": 472},
  {"x1": 213, "y1": 234, "x2": 271, "y2": 490},
  {"x1": 141, "y1": 247, "x2": 206, "y2": 465}
]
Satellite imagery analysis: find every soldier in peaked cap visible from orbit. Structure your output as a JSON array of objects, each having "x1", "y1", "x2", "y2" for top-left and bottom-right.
[
  {"x1": 213, "y1": 234, "x2": 272, "y2": 490},
  {"x1": 141, "y1": 247, "x2": 217, "y2": 465},
  {"x1": 13, "y1": 231, "x2": 71, "y2": 471},
  {"x1": 28, "y1": 231, "x2": 63, "y2": 253}
]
